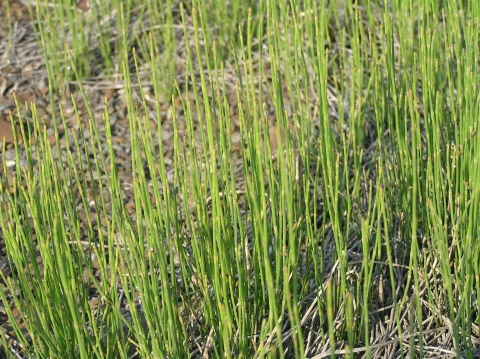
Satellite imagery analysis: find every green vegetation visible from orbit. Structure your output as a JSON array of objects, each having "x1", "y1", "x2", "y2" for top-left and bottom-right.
[{"x1": 0, "y1": 0, "x2": 479, "y2": 357}]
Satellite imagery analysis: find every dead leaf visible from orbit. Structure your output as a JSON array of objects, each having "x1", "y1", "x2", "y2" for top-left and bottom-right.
[
  {"x1": 0, "y1": 120, "x2": 21, "y2": 145},
  {"x1": 15, "y1": 90, "x2": 36, "y2": 104},
  {"x1": 77, "y1": 0, "x2": 89, "y2": 11},
  {"x1": 0, "y1": 75, "x2": 6, "y2": 96},
  {"x1": 21, "y1": 65, "x2": 33, "y2": 78},
  {"x1": 101, "y1": 87, "x2": 115, "y2": 100}
]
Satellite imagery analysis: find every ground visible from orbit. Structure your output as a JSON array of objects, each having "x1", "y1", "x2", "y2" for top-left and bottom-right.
[{"x1": 1, "y1": 1, "x2": 479, "y2": 358}]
